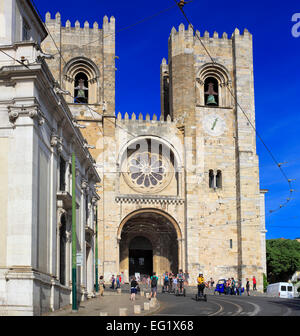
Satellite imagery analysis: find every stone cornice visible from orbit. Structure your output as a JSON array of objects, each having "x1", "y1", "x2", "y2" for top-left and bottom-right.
[{"x1": 115, "y1": 195, "x2": 184, "y2": 205}]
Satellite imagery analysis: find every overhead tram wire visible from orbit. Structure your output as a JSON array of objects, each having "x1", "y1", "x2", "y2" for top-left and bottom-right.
[
  {"x1": 51, "y1": 4, "x2": 179, "y2": 57},
  {"x1": 0, "y1": 49, "x2": 30, "y2": 69},
  {"x1": 172, "y1": 0, "x2": 295, "y2": 217},
  {"x1": 31, "y1": 0, "x2": 179, "y2": 66},
  {"x1": 73, "y1": 94, "x2": 285, "y2": 223},
  {"x1": 31, "y1": 0, "x2": 292, "y2": 222}
]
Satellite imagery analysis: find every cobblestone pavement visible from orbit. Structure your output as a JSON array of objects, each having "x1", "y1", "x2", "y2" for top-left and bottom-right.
[
  {"x1": 43, "y1": 284, "x2": 280, "y2": 317},
  {"x1": 43, "y1": 285, "x2": 160, "y2": 316}
]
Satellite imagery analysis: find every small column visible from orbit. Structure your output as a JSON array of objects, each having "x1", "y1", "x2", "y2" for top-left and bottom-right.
[{"x1": 178, "y1": 238, "x2": 183, "y2": 271}]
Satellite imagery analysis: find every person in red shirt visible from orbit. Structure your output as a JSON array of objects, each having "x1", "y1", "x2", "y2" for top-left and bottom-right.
[{"x1": 252, "y1": 276, "x2": 257, "y2": 291}]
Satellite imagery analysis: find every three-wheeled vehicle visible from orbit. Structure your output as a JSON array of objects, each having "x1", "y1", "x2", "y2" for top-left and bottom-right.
[
  {"x1": 214, "y1": 279, "x2": 227, "y2": 295},
  {"x1": 214, "y1": 279, "x2": 245, "y2": 295}
]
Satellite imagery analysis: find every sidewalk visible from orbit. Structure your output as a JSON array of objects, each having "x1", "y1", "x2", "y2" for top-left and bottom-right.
[{"x1": 43, "y1": 285, "x2": 160, "y2": 316}]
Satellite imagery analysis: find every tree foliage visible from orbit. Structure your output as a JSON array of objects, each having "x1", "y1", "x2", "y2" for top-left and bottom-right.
[{"x1": 266, "y1": 239, "x2": 300, "y2": 283}]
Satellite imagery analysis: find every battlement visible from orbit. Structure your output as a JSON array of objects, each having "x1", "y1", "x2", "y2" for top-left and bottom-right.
[
  {"x1": 117, "y1": 112, "x2": 173, "y2": 124},
  {"x1": 169, "y1": 23, "x2": 252, "y2": 47},
  {"x1": 45, "y1": 12, "x2": 115, "y2": 32}
]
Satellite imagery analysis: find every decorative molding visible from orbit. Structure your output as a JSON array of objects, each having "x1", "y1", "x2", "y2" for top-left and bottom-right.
[
  {"x1": 115, "y1": 195, "x2": 184, "y2": 205},
  {"x1": 81, "y1": 178, "x2": 89, "y2": 192},
  {"x1": 7, "y1": 104, "x2": 45, "y2": 125},
  {"x1": 50, "y1": 130, "x2": 63, "y2": 153}
]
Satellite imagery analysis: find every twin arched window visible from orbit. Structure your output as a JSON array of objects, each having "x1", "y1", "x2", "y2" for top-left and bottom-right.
[{"x1": 209, "y1": 169, "x2": 222, "y2": 189}]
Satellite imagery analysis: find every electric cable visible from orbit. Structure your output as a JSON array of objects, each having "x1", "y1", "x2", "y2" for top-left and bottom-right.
[
  {"x1": 172, "y1": 0, "x2": 295, "y2": 217},
  {"x1": 31, "y1": 0, "x2": 295, "y2": 226},
  {"x1": 0, "y1": 49, "x2": 30, "y2": 69},
  {"x1": 31, "y1": 0, "x2": 178, "y2": 67}
]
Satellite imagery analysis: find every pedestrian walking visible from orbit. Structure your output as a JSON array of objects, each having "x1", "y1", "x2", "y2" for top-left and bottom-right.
[
  {"x1": 210, "y1": 277, "x2": 215, "y2": 288},
  {"x1": 110, "y1": 275, "x2": 115, "y2": 289},
  {"x1": 252, "y1": 276, "x2": 257, "y2": 291},
  {"x1": 246, "y1": 278, "x2": 250, "y2": 296},
  {"x1": 116, "y1": 274, "x2": 120, "y2": 289},
  {"x1": 99, "y1": 275, "x2": 105, "y2": 296},
  {"x1": 149, "y1": 272, "x2": 158, "y2": 299},
  {"x1": 237, "y1": 279, "x2": 242, "y2": 295},
  {"x1": 130, "y1": 276, "x2": 138, "y2": 301},
  {"x1": 121, "y1": 272, "x2": 124, "y2": 284}
]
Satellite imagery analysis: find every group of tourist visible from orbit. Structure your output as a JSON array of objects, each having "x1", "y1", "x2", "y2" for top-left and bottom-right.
[
  {"x1": 98, "y1": 272, "x2": 258, "y2": 300},
  {"x1": 220, "y1": 276, "x2": 257, "y2": 296},
  {"x1": 109, "y1": 273, "x2": 125, "y2": 289}
]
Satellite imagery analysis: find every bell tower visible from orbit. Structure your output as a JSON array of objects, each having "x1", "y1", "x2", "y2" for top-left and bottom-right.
[{"x1": 161, "y1": 24, "x2": 266, "y2": 289}]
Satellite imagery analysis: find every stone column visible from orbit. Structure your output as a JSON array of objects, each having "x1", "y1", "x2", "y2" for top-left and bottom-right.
[{"x1": 66, "y1": 229, "x2": 72, "y2": 287}]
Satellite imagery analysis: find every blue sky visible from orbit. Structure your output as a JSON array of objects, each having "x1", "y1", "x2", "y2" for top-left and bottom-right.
[{"x1": 34, "y1": 0, "x2": 300, "y2": 239}]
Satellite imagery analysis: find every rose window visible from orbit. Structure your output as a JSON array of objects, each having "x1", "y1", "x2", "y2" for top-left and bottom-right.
[{"x1": 123, "y1": 151, "x2": 173, "y2": 193}]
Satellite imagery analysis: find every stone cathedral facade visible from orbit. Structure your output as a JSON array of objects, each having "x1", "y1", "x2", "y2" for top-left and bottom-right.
[{"x1": 42, "y1": 12, "x2": 267, "y2": 290}]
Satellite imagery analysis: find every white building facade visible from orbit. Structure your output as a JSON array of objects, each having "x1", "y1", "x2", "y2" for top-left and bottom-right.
[{"x1": 0, "y1": 0, "x2": 100, "y2": 315}]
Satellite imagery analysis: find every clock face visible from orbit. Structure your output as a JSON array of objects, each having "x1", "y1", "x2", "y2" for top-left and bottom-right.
[{"x1": 203, "y1": 113, "x2": 226, "y2": 136}]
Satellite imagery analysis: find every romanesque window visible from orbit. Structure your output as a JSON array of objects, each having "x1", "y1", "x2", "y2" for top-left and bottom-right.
[
  {"x1": 74, "y1": 72, "x2": 88, "y2": 104},
  {"x1": 209, "y1": 170, "x2": 222, "y2": 189},
  {"x1": 209, "y1": 170, "x2": 214, "y2": 188},
  {"x1": 216, "y1": 170, "x2": 222, "y2": 188},
  {"x1": 120, "y1": 138, "x2": 178, "y2": 194},
  {"x1": 204, "y1": 77, "x2": 219, "y2": 106},
  {"x1": 63, "y1": 57, "x2": 100, "y2": 105},
  {"x1": 196, "y1": 63, "x2": 233, "y2": 108},
  {"x1": 128, "y1": 152, "x2": 169, "y2": 191}
]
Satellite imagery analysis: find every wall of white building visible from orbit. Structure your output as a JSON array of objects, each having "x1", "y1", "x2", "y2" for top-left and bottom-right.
[{"x1": 0, "y1": 0, "x2": 100, "y2": 316}]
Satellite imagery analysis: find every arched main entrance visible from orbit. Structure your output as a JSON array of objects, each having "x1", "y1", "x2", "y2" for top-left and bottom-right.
[
  {"x1": 129, "y1": 236, "x2": 153, "y2": 277},
  {"x1": 119, "y1": 209, "x2": 182, "y2": 281}
]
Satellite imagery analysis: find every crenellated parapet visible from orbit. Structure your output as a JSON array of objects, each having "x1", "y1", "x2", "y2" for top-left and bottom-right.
[
  {"x1": 116, "y1": 112, "x2": 173, "y2": 124},
  {"x1": 44, "y1": 12, "x2": 115, "y2": 41},
  {"x1": 42, "y1": 12, "x2": 116, "y2": 115},
  {"x1": 169, "y1": 23, "x2": 252, "y2": 57}
]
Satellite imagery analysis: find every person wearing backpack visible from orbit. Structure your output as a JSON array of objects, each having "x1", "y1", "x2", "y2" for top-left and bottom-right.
[{"x1": 149, "y1": 272, "x2": 158, "y2": 299}]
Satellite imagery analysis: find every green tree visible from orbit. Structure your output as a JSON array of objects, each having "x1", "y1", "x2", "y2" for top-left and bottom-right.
[
  {"x1": 263, "y1": 273, "x2": 268, "y2": 292},
  {"x1": 266, "y1": 239, "x2": 300, "y2": 283}
]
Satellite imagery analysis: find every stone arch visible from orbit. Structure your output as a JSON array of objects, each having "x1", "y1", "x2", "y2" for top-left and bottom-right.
[
  {"x1": 117, "y1": 208, "x2": 183, "y2": 240},
  {"x1": 63, "y1": 56, "x2": 100, "y2": 104},
  {"x1": 118, "y1": 209, "x2": 183, "y2": 281},
  {"x1": 117, "y1": 135, "x2": 182, "y2": 170},
  {"x1": 117, "y1": 136, "x2": 183, "y2": 196},
  {"x1": 196, "y1": 62, "x2": 233, "y2": 107}
]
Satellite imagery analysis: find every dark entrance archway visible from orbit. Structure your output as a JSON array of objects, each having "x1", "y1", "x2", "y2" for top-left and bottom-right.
[
  {"x1": 119, "y1": 209, "x2": 181, "y2": 282},
  {"x1": 129, "y1": 236, "x2": 153, "y2": 277}
]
